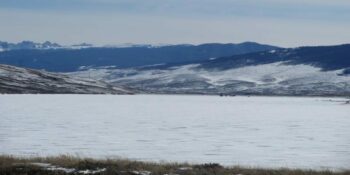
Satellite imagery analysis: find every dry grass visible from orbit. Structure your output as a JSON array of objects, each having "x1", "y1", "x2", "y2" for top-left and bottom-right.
[{"x1": 0, "y1": 155, "x2": 349, "y2": 175}]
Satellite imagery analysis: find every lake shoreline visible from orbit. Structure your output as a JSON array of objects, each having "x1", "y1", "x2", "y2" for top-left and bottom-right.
[
  {"x1": 1, "y1": 92, "x2": 350, "y2": 99},
  {"x1": 1, "y1": 155, "x2": 349, "y2": 175}
]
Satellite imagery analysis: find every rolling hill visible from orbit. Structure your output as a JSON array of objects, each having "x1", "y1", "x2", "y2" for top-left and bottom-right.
[{"x1": 70, "y1": 44, "x2": 350, "y2": 96}]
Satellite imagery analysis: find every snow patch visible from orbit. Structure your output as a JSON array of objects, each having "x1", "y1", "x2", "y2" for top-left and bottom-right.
[{"x1": 29, "y1": 162, "x2": 106, "y2": 174}]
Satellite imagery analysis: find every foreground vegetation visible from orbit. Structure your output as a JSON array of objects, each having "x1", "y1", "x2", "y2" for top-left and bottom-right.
[{"x1": 0, "y1": 155, "x2": 349, "y2": 175}]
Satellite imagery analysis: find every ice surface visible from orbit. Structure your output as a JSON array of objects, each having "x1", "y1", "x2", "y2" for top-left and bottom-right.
[{"x1": 0, "y1": 95, "x2": 349, "y2": 170}]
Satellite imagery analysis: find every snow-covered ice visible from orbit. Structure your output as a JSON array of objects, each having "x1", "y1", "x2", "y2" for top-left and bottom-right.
[{"x1": 0, "y1": 95, "x2": 349, "y2": 170}]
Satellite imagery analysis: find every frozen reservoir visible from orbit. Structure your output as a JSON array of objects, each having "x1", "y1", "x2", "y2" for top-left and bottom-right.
[{"x1": 0, "y1": 95, "x2": 349, "y2": 170}]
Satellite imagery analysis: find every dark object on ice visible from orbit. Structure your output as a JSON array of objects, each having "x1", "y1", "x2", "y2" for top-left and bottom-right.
[{"x1": 194, "y1": 163, "x2": 223, "y2": 169}]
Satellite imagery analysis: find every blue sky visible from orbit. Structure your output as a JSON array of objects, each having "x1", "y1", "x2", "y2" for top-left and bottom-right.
[{"x1": 1, "y1": 0, "x2": 350, "y2": 47}]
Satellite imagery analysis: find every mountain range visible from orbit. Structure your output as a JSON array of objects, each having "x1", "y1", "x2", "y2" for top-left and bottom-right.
[
  {"x1": 0, "y1": 41, "x2": 349, "y2": 96},
  {"x1": 0, "y1": 41, "x2": 278, "y2": 72}
]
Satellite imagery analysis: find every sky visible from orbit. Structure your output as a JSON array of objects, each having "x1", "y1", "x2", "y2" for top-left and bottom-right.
[{"x1": 0, "y1": 0, "x2": 350, "y2": 47}]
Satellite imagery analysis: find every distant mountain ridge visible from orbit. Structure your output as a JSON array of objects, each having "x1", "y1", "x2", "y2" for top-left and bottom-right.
[
  {"x1": 0, "y1": 41, "x2": 99, "y2": 52},
  {"x1": 0, "y1": 41, "x2": 279, "y2": 72},
  {"x1": 0, "y1": 41, "x2": 62, "y2": 51}
]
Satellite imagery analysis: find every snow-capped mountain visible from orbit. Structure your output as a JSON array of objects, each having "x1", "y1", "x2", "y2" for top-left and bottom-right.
[
  {"x1": 0, "y1": 64, "x2": 132, "y2": 94},
  {"x1": 70, "y1": 44, "x2": 350, "y2": 96},
  {"x1": 0, "y1": 41, "x2": 63, "y2": 51}
]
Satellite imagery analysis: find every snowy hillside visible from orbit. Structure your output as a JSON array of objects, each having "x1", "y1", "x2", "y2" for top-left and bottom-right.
[
  {"x1": 0, "y1": 64, "x2": 132, "y2": 94},
  {"x1": 71, "y1": 62, "x2": 350, "y2": 96}
]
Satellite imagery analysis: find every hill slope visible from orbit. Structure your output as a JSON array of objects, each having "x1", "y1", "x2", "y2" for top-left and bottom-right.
[
  {"x1": 0, "y1": 64, "x2": 132, "y2": 94},
  {"x1": 199, "y1": 44, "x2": 350, "y2": 71}
]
